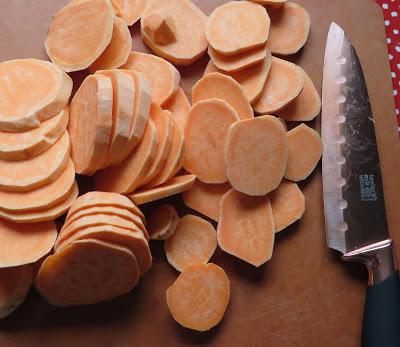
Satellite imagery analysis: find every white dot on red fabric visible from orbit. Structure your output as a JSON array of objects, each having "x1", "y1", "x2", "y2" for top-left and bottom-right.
[
  {"x1": 394, "y1": 29, "x2": 399, "y2": 34},
  {"x1": 383, "y1": 3, "x2": 389, "y2": 9},
  {"x1": 397, "y1": 63, "x2": 400, "y2": 69},
  {"x1": 392, "y1": 11, "x2": 398, "y2": 17},
  {"x1": 392, "y1": 72, "x2": 397, "y2": 78},
  {"x1": 394, "y1": 90, "x2": 398, "y2": 96},
  {"x1": 388, "y1": 37, "x2": 392, "y2": 43},
  {"x1": 385, "y1": 20, "x2": 391, "y2": 26},
  {"x1": 395, "y1": 46, "x2": 400, "y2": 52},
  {"x1": 390, "y1": 54, "x2": 394, "y2": 60},
  {"x1": 397, "y1": 109, "x2": 399, "y2": 115}
]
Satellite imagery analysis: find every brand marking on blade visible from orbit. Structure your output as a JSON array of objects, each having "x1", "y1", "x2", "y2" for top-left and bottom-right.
[{"x1": 359, "y1": 174, "x2": 378, "y2": 202}]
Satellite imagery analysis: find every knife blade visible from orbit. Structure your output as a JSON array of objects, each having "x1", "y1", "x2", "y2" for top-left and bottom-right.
[{"x1": 322, "y1": 22, "x2": 400, "y2": 347}]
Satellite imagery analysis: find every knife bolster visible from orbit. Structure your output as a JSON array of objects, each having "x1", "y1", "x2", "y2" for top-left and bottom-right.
[{"x1": 342, "y1": 239, "x2": 397, "y2": 285}]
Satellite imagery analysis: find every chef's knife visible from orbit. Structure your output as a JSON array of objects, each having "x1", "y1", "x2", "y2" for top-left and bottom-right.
[{"x1": 322, "y1": 22, "x2": 400, "y2": 347}]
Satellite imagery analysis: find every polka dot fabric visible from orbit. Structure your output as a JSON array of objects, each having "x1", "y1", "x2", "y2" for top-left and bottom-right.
[{"x1": 376, "y1": 0, "x2": 400, "y2": 127}]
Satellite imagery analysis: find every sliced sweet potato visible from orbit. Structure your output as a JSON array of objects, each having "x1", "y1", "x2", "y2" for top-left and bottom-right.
[
  {"x1": 143, "y1": 116, "x2": 184, "y2": 189},
  {"x1": 45, "y1": 0, "x2": 114, "y2": 72},
  {"x1": 270, "y1": 180, "x2": 305, "y2": 232},
  {"x1": 183, "y1": 99, "x2": 239, "y2": 184},
  {"x1": 129, "y1": 174, "x2": 196, "y2": 205},
  {"x1": 89, "y1": 17, "x2": 132, "y2": 73},
  {"x1": 208, "y1": 45, "x2": 269, "y2": 73},
  {"x1": 122, "y1": 52, "x2": 180, "y2": 106},
  {"x1": 37, "y1": 239, "x2": 140, "y2": 305},
  {"x1": 96, "y1": 70, "x2": 135, "y2": 167},
  {"x1": 192, "y1": 72, "x2": 253, "y2": 120},
  {"x1": 0, "y1": 131, "x2": 70, "y2": 192},
  {"x1": 253, "y1": 57, "x2": 305, "y2": 114},
  {"x1": 139, "y1": 105, "x2": 173, "y2": 187},
  {"x1": 141, "y1": 0, "x2": 208, "y2": 66},
  {"x1": 278, "y1": 67, "x2": 321, "y2": 121},
  {"x1": 166, "y1": 263, "x2": 230, "y2": 332},
  {"x1": 112, "y1": 0, "x2": 146, "y2": 26},
  {"x1": 224, "y1": 115, "x2": 288, "y2": 196},
  {"x1": 285, "y1": 124, "x2": 323, "y2": 182},
  {"x1": 206, "y1": 1, "x2": 270, "y2": 56},
  {"x1": 182, "y1": 180, "x2": 230, "y2": 222},
  {"x1": 277, "y1": 117, "x2": 288, "y2": 130},
  {"x1": 217, "y1": 189, "x2": 275, "y2": 267},
  {"x1": 267, "y1": 2, "x2": 311, "y2": 55},
  {"x1": 94, "y1": 119, "x2": 158, "y2": 194},
  {"x1": 0, "y1": 219, "x2": 57, "y2": 267},
  {"x1": 165, "y1": 215, "x2": 217, "y2": 272},
  {"x1": 0, "y1": 182, "x2": 78, "y2": 223},
  {"x1": 204, "y1": 57, "x2": 271, "y2": 104},
  {"x1": 69, "y1": 74, "x2": 113, "y2": 175},
  {"x1": 146, "y1": 205, "x2": 179, "y2": 240},
  {"x1": 0, "y1": 59, "x2": 72, "y2": 132},
  {"x1": 0, "y1": 159, "x2": 75, "y2": 212},
  {"x1": 249, "y1": 0, "x2": 286, "y2": 8},
  {"x1": 0, "y1": 106, "x2": 69, "y2": 161},
  {"x1": 0, "y1": 265, "x2": 33, "y2": 319},
  {"x1": 163, "y1": 87, "x2": 191, "y2": 132}
]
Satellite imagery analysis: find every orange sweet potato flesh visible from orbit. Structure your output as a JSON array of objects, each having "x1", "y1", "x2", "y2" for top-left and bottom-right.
[
  {"x1": 122, "y1": 52, "x2": 180, "y2": 106},
  {"x1": 285, "y1": 124, "x2": 323, "y2": 182},
  {"x1": 45, "y1": 0, "x2": 114, "y2": 72},
  {"x1": 253, "y1": 57, "x2": 305, "y2": 114},
  {"x1": 0, "y1": 265, "x2": 33, "y2": 319},
  {"x1": 112, "y1": 0, "x2": 146, "y2": 26},
  {"x1": 270, "y1": 180, "x2": 305, "y2": 232},
  {"x1": 0, "y1": 219, "x2": 57, "y2": 267},
  {"x1": 249, "y1": 0, "x2": 286, "y2": 9},
  {"x1": 206, "y1": 1, "x2": 270, "y2": 56},
  {"x1": 165, "y1": 215, "x2": 217, "y2": 272},
  {"x1": 278, "y1": 67, "x2": 321, "y2": 121},
  {"x1": 163, "y1": 87, "x2": 191, "y2": 132},
  {"x1": 183, "y1": 99, "x2": 239, "y2": 184},
  {"x1": 89, "y1": 17, "x2": 132, "y2": 72},
  {"x1": 129, "y1": 174, "x2": 196, "y2": 205},
  {"x1": 192, "y1": 72, "x2": 253, "y2": 120},
  {"x1": 166, "y1": 263, "x2": 230, "y2": 332},
  {"x1": 183, "y1": 180, "x2": 231, "y2": 222},
  {"x1": 267, "y1": 2, "x2": 311, "y2": 55},
  {"x1": 94, "y1": 118, "x2": 158, "y2": 194},
  {"x1": 217, "y1": 189, "x2": 275, "y2": 267},
  {"x1": 224, "y1": 115, "x2": 288, "y2": 196},
  {"x1": 146, "y1": 205, "x2": 179, "y2": 240},
  {"x1": 37, "y1": 239, "x2": 140, "y2": 305}
]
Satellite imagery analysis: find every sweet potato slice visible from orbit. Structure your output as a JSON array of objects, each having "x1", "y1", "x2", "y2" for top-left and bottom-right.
[
  {"x1": 270, "y1": 180, "x2": 305, "y2": 232},
  {"x1": 205, "y1": 57, "x2": 271, "y2": 104},
  {"x1": 56, "y1": 226, "x2": 151, "y2": 275},
  {"x1": 122, "y1": 52, "x2": 180, "y2": 106},
  {"x1": 96, "y1": 70, "x2": 135, "y2": 167},
  {"x1": 278, "y1": 67, "x2": 321, "y2": 121},
  {"x1": 143, "y1": 116, "x2": 184, "y2": 189},
  {"x1": 69, "y1": 74, "x2": 113, "y2": 175},
  {"x1": 206, "y1": 1, "x2": 270, "y2": 56},
  {"x1": 0, "y1": 265, "x2": 33, "y2": 319},
  {"x1": 285, "y1": 124, "x2": 323, "y2": 182},
  {"x1": 0, "y1": 219, "x2": 57, "y2": 267},
  {"x1": 165, "y1": 215, "x2": 217, "y2": 272},
  {"x1": 0, "y1": 107, "x2": 69, "y2": 161},
  {"x1": 192, "y1": 73, "x2": 253, "y2": 120},
  {"x1": 183, "y1": 180, "x2": 230, "y2": 222},
  {"x1": 224, "y1": 115, "x2": 288, "y2": 196},
  {"x1": 183, "y1": 99, "x2": 239, "y2": 184},
  {"x1": 37, "y1": 239, "x2": 140, "y2": 305},
  {"x1": 112, "y1": 0, "x2": 146, "y2": 26},
  {"x1": 94, "y1": 119, "x2": 158, "y2": 194},
  {"x1": 146, "y1": 205, "x2": 179, "y2": 240},
  {"x1": 166, "y1": 263, "x2": 230, "y2": 331},
  {"x1": 217, "y1": 189, "x2": 275, "y2": 267},
  {"x1": 0, "y1": 59, "x2": 72, "y2": 132},
  {"x1": 129, "y1": 175, "x2": 196, "y2": 205},
  {"x1": 253, "y1": 57, "x2": 305, "y2": 114},
  {"x1": 141, "y1": 0, "x2": 208, "y2": 66},
  {"x1": 249, "y1": 0, "x2": 286, "y2": 9},
  {"x1": 208, "y1": 45, "x2": 269, "y2": 73},
  {"x1": 0, "y1": 131, "x2": 70, "y2": 192},
  {"x1": 45, "y1": 0, "x2": 114, "y2": 72},
  {"x1": 163, "y1": 87, "x2": 191, "y2": 132},
  {"x1": 139, "y1": 105, "x2": 173, "y2": 187},
  {"x1": 0, "y1": 159, "x2": 75, "y2": 212},
  {"x1": 277, "y1": 117, "x2": 288, "y2": 130},
  {"x1": 89, "y1": 17, "x2": 132, "y2": 73},
  {"x1": 0, "y1": 182, "x2": 78, "y2": 223},
  {"x1": 267, "y1": 2, "x2": 310, "y2": 55}
]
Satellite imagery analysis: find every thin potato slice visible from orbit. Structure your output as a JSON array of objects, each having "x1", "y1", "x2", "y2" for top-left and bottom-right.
[
  {"x1": 249, "y1": 0, "x2": 286, "y2": 9},
  {"x1": 146, "y1": 205, "x2": 179, "y2": 240},
  {"x1": 112, "y1": 0, "x2": 147, "y2": 26},
  {"x1": 163, "y1": 87, "x2": 191, "y2": 132}
]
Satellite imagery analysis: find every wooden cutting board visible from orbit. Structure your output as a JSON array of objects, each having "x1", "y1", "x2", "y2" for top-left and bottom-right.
[{"x1": 1, "y1": 1, "x2": 400, "y2": 346}]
